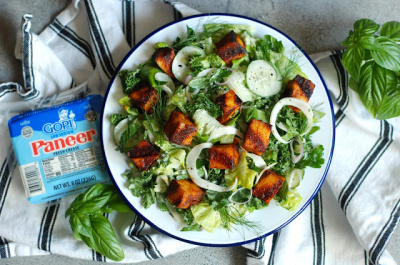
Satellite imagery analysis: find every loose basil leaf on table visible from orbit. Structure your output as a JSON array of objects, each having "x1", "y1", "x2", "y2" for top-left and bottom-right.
[
  {"x1": 341, "y1": 18, "x2": 400, "y2": 120},
  {"x1": 65, "y1": 183, "x2": 130, "y2": 261}
]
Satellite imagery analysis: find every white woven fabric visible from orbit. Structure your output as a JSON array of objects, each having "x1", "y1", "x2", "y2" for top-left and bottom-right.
[{"x1": 0, "y1": 1, "x2": 399, "y2": 264}]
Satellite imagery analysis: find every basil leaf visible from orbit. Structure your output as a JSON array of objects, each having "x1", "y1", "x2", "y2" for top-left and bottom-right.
[
  {"x1": 107, "y1": 196, "x2": 132, "y2": 213},
  {"x1": 354, "y1": 19, "x2": 380, "y2": 35},
  {"x1": 375, "y1": 70, "x2": 400, "y2": 119},
  {"x1": 358, "y1": 61, "x2": 387, "y2": 118},
  {"x1": 370, "y1": 36, "x2": 400, "y2": 72},
  {"x1": 380, "y1": 21, "x2": 400, "y2": 42},
  {"x1": 80, "y1": 214, "x2": 125, "y2": 261},
  {"x1": 359, "y1": 35, "x2": 378, "y2": 50},
  {"x1": 342, "y1": 45, "x2": 364, "y2": 82},
  {"x1": 69, "y1": 213, "x2": 92, "y2": 238}
]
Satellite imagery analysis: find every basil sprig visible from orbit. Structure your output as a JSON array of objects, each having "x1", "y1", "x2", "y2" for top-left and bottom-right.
[
  {"x1": 65, "y1": 183, "x2": 131, "y2": 261},
  {"x1": 342, "y1": 19, "x2": 400, "y2": 120}
]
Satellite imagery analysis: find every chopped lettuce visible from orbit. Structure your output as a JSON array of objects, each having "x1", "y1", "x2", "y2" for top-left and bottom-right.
[
  {"x1": 191, "y1": 202, "x2": 221, "y2": 232},
  {"x1": 192, "y1": 109, "x2": 236, "y2": 142},
  {"x1": 280, "y1": 191, "x2": 302, "y2": 211},
  {"x1": 151, "y1": 149, "x2": 187, "y2": 176},
  {"x1": 226, "y1": 150, "x2": 258, "y2": 189}
]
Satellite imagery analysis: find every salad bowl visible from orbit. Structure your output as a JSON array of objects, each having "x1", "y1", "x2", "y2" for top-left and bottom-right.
[{"x1": 101, "y1": 13, "x2": 335, "y2": 246}]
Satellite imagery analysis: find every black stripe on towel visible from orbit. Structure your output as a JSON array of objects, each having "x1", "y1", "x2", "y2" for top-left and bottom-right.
[
  {"x1": 128, "y1": 215, "x2": 163, "y2": 260},
  {"x1": 247, "y1": 237, "x2": 266, "y2": 259},
  {"x1": 330, "y1": 50, "x2": 349, "y2": 127},
  {"x1": 0, "y1": 236, "x2": 10, "y2": 258},
  {"x1": 267, "y1": 231, "x2": 281, "y2": 265},
  {"x1": 122, "y1": 1, "x2": 135, "y2": 47},
  {"x1": 37, "y1": 203, "x2": 60, "y2": 251},
  {"x1": 50, "y1": 19, "x2": 96, "y2": 68},
  {"x1": 21, "y1": 14, "x2": 39, "y2": 100},
  {"x1": 163, "y1": 0, "x2": 183, "y2": 20},
  {"x1": 84, "y1": 0, "x2": 116, "y2": 79},
  {"x1": 310, "y1": 191, "x2": 326, "y2": 265},
  {"x1": 369, "y1": 198, "x2": 400, "y2": 264},
  {"x1": 0, "y1": 83, "x2": 20, "y2": 98},
  {"x1": 0, "y1": 158, "x2": 13, "y2": 216},
  {"x1": 338, "y1": 120, "x2": 393, "y2": 214}
]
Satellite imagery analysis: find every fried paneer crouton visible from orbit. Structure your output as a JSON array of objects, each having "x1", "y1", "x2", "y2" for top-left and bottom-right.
[
  {"x1": 129, "y1": 82, "x2": 158, "y2": 113},
  {"x1": 242, "y1": 119, "x2": 272, "y2": 155},
  {"x1": 215, "y1": 30, "x2": 247, "y2": 65},
  {"x1": 252, "y1": 170, "x2": 285, "y2": 204},
  {"x1": 127, "y1": 140, "x2": 160, "y2": 171},
  {"x1": 215, "y1": 90, "x2": 242, "y2": 124},
  {"x1": 164, "y1": 110, "x2": 198, "y2": 146},
  {"x1": 209, "y1": 143, "x2": 240, "y2": 169},
  {"x1": 286, "y1": 75, "x2": 315, "y2": 113},
  {"x1": 165, "y1": 179, "x2": 203, "y2": 209},
  {"x1": 152, "y1": 47, "x2": 175, "y2": 78}
]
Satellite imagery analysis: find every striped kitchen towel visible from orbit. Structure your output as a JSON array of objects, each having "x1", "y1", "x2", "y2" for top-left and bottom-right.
[{"x1": 0, "y1": 0, "x2": 399, "y2": 264}]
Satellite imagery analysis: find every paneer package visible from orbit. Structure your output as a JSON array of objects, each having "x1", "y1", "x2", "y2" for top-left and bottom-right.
[{"x1": 8, "y1": 94, "x2": 111, "y2": 204}]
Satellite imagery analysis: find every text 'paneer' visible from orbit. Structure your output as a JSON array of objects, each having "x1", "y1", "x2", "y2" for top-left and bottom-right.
[
  {"x1": 252, "y1": 170, "x2": 285, "y2": 204},
  {"x1": 165, "y1": 179, "x2": 203, "y2": 209},
  {"x1": 164, "y1": 110, "x2": 198, "y2": 146}
]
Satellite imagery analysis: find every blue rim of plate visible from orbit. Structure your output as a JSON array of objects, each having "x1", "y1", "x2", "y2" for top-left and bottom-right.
[{"x1": 101, "y1": 13, "x2": 336, "y2": 247}]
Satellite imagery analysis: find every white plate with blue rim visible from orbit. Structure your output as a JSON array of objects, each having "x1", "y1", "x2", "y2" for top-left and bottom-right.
[{"x1": 101, "y1": 13, "x2": 335, "y2": 246}]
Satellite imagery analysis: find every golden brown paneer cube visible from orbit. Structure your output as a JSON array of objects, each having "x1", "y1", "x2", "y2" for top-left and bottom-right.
[
  {"x1": 129, "y1": 82, "x2": 158, "y2": 113},
  {"x1": 286, "y1": 75, "x2": 315, "y2": 113},
  {"x1": 252, "y1": 170, "x2": 285, "y2": 204},
  {"x1": 215, "y1": 30, "x2": 247, "y2": 65},
  {"x1": 165, "y1": 179, "x2": 203, "y2": 209},
  {"x1": 215, "y1": 90, "x2": 242, "y2": 124},
  {"x1": 209, "y1": 143, "x2": 240, "y2": 169},
  {"x1": 164, "y1": 110, "x2": 198, "y2": 146},
  {"x1": 152, "y1": 47, "x2": 175, "y2": 78},
  {"x1": 243, "y1": 119, "x2": 272, "y2": 156},
  {"x1": 127, "y1": 140, "x2": 160, "y2": 171}
]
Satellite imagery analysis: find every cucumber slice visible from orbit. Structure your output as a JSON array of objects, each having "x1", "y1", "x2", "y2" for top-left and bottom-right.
[
  {"x1": 113, "y1": 118, "x2": 129, "y2": 147},
  {"x1": 172, "y1": 46, "x2": 205, "y2": 82},
  {"x1": 246, "y1": 60, "x2": 282, "y2": 97},
  {"x1": 226, "y1": 71, "x2": 258, "y2": 102}
]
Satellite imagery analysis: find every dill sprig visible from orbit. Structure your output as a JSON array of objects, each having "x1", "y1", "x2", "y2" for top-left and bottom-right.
[{"x1": 217, "y1": 206, "x2": 263, "y2": 235}]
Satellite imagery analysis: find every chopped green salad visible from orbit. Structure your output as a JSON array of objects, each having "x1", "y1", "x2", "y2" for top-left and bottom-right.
[{"x1": 111, "y1": 23, "x2": 325, "y2": 233}]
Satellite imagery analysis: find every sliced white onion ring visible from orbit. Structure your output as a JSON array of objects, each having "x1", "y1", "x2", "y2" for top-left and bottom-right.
[
  {"x1": 254, "y1": 162, "x2": 277, "y2": 185},
  {"x1": 183, "y1": 74, "x2": 193, "y2": 85},
  {"x1": 155, "y1": 72, "x2": 175, "y2": 97},
  {"x1": 276, "y1": 122, "x2": 288, "y2": 132},
  {"x1": 287, "y1": 169, "x2": 304, "y2": 190},
  {"x1": 228, "y1": 187, "x2": 252, "y2": 205},
  {"x1": 186, "y1": 143, "x2": 237, "y2": 192},
  {"x1": 202, "y1": 166, "x2": 208, "y2": 180},
  {"x1": 290, "y1": 137, "x2": 304, "y2": 164},
  {"x1": 270, "y1": 97, "x2": 314, "y2": 144},
  {"x1": 246, "y1": 153, "x2": 267, "y2": 169}
]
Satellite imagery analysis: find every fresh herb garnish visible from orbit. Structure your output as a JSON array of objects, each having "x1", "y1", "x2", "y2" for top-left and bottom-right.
[
  {"x1": 65, "y1": 184, "x2": 130, "y2": 261},
  {"x1": 342, "y1": 19, "x2": 400, "y2": 119}
]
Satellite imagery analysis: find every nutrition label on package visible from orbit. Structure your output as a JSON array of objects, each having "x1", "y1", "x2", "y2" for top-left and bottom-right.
[{"x1": 41, "y1": 147, "x2": 99, "y2": 179}]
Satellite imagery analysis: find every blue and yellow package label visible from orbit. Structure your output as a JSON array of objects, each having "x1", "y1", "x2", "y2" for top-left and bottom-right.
[{"x1": 8, "y1": 94, "x2": 110, "y2": 204}]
